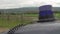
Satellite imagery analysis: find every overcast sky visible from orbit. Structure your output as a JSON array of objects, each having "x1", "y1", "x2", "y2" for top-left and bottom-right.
[{"x1": 0, "y1": 0, "x2": 60, "y2": 9}]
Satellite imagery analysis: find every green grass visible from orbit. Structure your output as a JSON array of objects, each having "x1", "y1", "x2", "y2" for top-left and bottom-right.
[
  {"x1": 0, "y1": 13, "x2": 38, "y2": 28},
  {"x1": 54, "y1": 13, "x2": 60, "y2": 19},
  {"x1": 0, "y1": 13, "x2": 60, "y2": 29}
]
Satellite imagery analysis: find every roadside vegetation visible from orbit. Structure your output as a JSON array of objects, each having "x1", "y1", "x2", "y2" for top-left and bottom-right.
[{"x1": 0, "y1": 12, "x2": 60, "y2": 29}]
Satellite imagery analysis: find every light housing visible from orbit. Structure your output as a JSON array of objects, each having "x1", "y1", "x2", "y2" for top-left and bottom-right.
[{"x1": 38, "y1": 5, "x2": 55, "y2": 22}]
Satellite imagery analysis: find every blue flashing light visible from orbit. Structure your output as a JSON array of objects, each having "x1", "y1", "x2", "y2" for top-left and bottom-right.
[
  {"x1": 38, "y1": 5, "x2": 55, "y2": 22},
  {"x1": 39, "y1": 10, "x2": 53, "y2": 16}
]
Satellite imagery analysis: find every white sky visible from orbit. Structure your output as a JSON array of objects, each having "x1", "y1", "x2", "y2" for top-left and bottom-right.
[{"x1": 0, "y1": 0, "x2": 60, "y2": 9}]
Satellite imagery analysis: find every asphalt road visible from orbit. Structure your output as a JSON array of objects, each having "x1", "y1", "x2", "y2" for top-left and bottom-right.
[
  {"x1": 1, "y1": 20, "x2": 60, "y2": 34},
  {"x1": 14, "y1": 20, "x2": 60, "y2": 34}
]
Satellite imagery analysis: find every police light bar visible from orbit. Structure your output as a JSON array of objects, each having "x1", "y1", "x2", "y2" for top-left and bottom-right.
[{"x1": 38, "y1": 5, "x2": 55, "y2": 22}]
